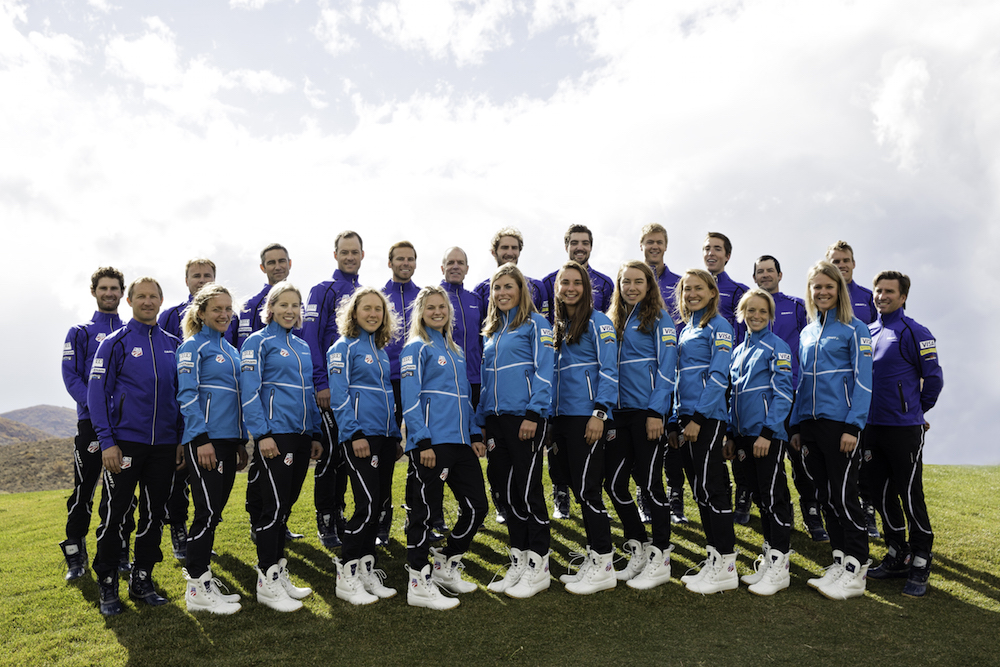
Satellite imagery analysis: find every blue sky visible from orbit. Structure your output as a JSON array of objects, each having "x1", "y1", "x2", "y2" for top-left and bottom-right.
[{"x1": 2, "y1": 0, "x2": 997, "y2": 464}]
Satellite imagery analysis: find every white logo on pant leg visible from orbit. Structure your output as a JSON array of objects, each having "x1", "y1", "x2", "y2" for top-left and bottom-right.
[
  {"x1": 606, "y1": 429, "x2": 616, "y2": 442},
  {"x1": 486, "y1": 438, "x2": 495, "y2": 452},
  {"x1": 217, "y1": 461, "x2": 224, "y2": 473},
  {"x1": 88, "y1": 441, "x2": 100, "y2": 453},
  {"x1": 371, "y1": 455, "x2": 379, "y2": 468},
  {"x1": 284, "y1": 453, "x2": 294, "y2": 466},
  {"x1": 440, "y1": 467, "x2": 449, "y2": 481},
  {"x1": 121, "y1": 456, "x2": 132, "y2": 470}
]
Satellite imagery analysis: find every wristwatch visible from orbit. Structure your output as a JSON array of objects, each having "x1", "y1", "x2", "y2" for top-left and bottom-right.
[{"x1": 592, "y1": 409, "x2": 608, "y2": 421}]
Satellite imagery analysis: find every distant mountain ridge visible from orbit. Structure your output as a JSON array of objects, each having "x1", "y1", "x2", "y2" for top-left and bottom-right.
[{"x1": 0, "y1": 405, "x2": 78, "y2": 442}]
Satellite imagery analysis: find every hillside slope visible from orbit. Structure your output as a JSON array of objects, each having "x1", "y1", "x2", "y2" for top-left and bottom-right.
[
  {"x1": 1, "y1": 405, "x2": 77, "y2": 438},
  {"x1": 0, "y1": 416, "x2": 59, "y2": 446}
]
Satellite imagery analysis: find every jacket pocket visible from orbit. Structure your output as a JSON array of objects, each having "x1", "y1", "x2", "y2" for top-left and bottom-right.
[
  {"x1": 649, "y1": 367, "x2": 655, "y2": 392},
  {"x1": 205, "y1": 393, "x2": 212, "y2": 425},
  {"x1": 843, "y1": 378, "x2": 852, "y2": 409},
  {"x1": 762, "y1": 395, "x2": 769, "y2": 418},
  {"x1": 585, "y1": 371, "x2": 594, "y2": 401},
  {"x1": 897, "y1": 382, "x2": 907, "y2": 413},
  {"x1": 524, "y1": 370, "x2": 532, "y2": 398},
  {"x1": 268, "y1": 389, "x2": 275, "y2": 421},
  {"x1": 115, "y1": 392, "x2": 126, "y2": 426},
  {"x1": 424, "y1": 399, "x2": 431, "y2": 427},
  {"x1": 354, "y1": 393, "x2": 360, "y2": 419}
]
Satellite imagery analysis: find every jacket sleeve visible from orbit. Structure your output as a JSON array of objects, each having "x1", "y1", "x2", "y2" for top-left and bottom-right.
[
  {"x1": 693, "y1": 320, "x2": 733, "y2": 424},
  {"x1": 400, "y1": 342, "x2": 431, "y2": 450},
  {"x1": 763, "y1": 337, "x2": 795, "y2": 437},
  {"x1": 845, "y1": 320, "x2": 874, "y2": 435},
  {"x1": 87, "y1": 335, "x2": 119, "y2": 451},
  {"x1": 592, "y1": 315, "x2": 619, "y2": 414},
  {"x1": 176, "y1": 339, "x2": 207, "y2": 445},
  {"x1": 239, "y1": 336, "x2": 270, "y2": 439},
  {"x1": 526, "y1": 315, "x2": 555, "y2": 420},
  {"x1": 328, "y1": 339, "x2": 360, "y2": 442},
  {"x1": 302, "y1": 283, "x2": 334, "y2": 393},
  {"x1": 909, "y1": 322, "x2": 943, "y2": 414},
  {"x1": 62, "y1": 326, "x2": 90, "y2": 408},
  {"x1": 648, "y1": 310, "x2": 678, "y2": 416}
]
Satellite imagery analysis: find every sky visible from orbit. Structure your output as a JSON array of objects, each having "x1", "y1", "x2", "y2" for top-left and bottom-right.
[{"x1": 1, "y1": 0, "x2": 997, "y2": 464}]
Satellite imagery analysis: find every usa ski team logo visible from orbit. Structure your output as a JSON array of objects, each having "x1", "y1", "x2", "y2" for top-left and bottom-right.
[
  {"x1": 217, "y1": 461, "x2": 224, "y2": 473},
  {"x1": 215, "y1": 355, "x2": 225, "y2": 363},
  {"x1": 487, "y1": 438, "x2": 496, "y2": 452},
  {"x1": 96, "y1": 333, "x2": 106, "y2": 342},
  {"x1": 371, "y1": 455, "x2": 379, "y2": 468},
  {"x1": 131, "y1": 347, "x2": 143, "y2": 358},
  {"x1": 440, "y1": 467, "x2": 449, "y2": 481},
  {"x1": 606, "y1": 429, "x2": 616, "y2": 442},
  {"x1": 284, "y1": 453, "x2": 294, "y2": 466},
  {"x1": 364, "y1": 354, "x2": 374, "y2": 364},
  {"x1": 279, "y1": 348, "x2": 290, "y2": 357},
  {"x1": 121, "y1": 456, "x2": 132, "y2": 470},
  {"x1": 437, "y1": 356, "x2": 447, "y2": 366},
  {"x1": 87, "y1": 441, "x2": 100, "y2": 453},
  {"x1": 864, "y1": 449, "x2": 873, "y2": 462}
]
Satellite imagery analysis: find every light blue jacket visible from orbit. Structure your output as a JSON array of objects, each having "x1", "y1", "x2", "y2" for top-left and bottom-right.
[
  {"x1": 553, "y1": 311, "x2": 619, "y2": 417},
  {"x1": 729, "y1": 328, "x2": 793, "y2": 441},
  {"x1": 177, "y1": 327, "x2": 247, "y2": 446},
  {"x1": 617, "y1": 306, "x2": 677, "y2": 416},
  {"x1": 327, "y1": 331, "x2": 400, "y2": 443},
  {"x1": 674, "y1": 310, "x2": 733, "y2": 424}
]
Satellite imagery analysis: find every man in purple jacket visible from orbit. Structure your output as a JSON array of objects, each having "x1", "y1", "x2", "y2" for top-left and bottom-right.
[
  {"x1": 302, "y1": 230, "x2": 363, "y2": 548},
  {"x1": 753, "y1": 254, "x2": 828, "y2": 541},
  {"x1": 89, "y1": 277, "x2": 183, "y2": 616},
  {"x1": 861, "y1": 271, "x2": 943, "y2": 597},
  {"x1": 382, "y1": 240, "x2": 420, "y2": 543},
  {"x1": 474, "y1": 227, "x2": 545, "y2": 311},
  {"x1": 227, "y1": 243, "x2": 293, "y2": 350},
  {"x1": 60, "y1": 267, "x2": 133, "y2": 580}
]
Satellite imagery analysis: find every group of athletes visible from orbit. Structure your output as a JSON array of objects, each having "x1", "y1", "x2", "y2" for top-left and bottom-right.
[{"x1": 59, "y1": 223, "x2": 943, "y2": 615}]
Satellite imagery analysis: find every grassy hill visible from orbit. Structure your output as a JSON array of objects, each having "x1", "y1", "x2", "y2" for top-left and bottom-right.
[
  {"x1": 1, "y1": 404, "x2": 77, "y2": 439},
  {"x1": 0, "y1": 463, "x2": 996, "y2": 666},
  {"x1": 0, "y1": 415, "x2": 59, "y2": 446}
]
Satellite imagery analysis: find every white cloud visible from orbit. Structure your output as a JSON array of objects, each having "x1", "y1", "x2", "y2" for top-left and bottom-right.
[
  {"x1": 87, "y1": 0, "x2": 116, "y2": 13},
  {"x1": 313, "y1": 5, "x2": 358, "y2": 55},
  {"x1": 229, "y1": 0, "x2": 286, "y2": 10},
  {"x1": 369, "y1": 0, "x2": 516, "y2": 65},
  {"x1": 105, "y1": 17, "x2": 180, "y2": 87},
  {"x1": 230, "y1": 68, "x2": 293, "y2": 95},
  {"x1": 871, "y1": 52, "x2": 930, "y2": 172},
  {"x1": 304, "y1": 76, "x2": 328, "y2": 109}
]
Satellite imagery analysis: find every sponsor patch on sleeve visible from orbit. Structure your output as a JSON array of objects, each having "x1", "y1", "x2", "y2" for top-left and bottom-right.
[
  {"x1": 860, "y1": 336, "x2": 873, "y2": 357},
  {"x1": 919, "y1": 339, "x2": 937, "y2": 357},
  {"x1": 714, "y1": 331, "x2": 733, "y2": 351},
  {"x1": 540, "y1": 328, "x2": 554, "y2": 348},
  {"x1": 599, "y1": 323, "x2": 616, "y2": 344},
  {"x1": 401, "y1": 355, "x2": 416, "y2": 378},
  {"x1": 242, "y1": 350, "x2": 255, "y2": 360},
  {"x1": 661, "y1": 326, "x2": 677, "y2": 345},
  {"x1": 776, "y1": 352, "x2": 792, "y2": 370},
  {"x1": 179, "y1": 352, "x2": 192, "y2": 362}
]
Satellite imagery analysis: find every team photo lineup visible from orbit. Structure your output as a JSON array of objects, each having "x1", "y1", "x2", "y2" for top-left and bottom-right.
[{"x1": 59, "y1": 222, "x2": 944, "y2": 616}]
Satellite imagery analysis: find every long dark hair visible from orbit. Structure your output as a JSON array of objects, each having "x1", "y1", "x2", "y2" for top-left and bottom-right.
[{"x1": 553, "y1": 261, "x2": 592, "y2": 349}]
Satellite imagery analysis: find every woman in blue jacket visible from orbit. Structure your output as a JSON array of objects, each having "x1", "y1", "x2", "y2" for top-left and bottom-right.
[
  {"x1": 176, "y1": 283, "x2": 247, "y2": 614},
  {"x1": 727, "y1": 288, "x2": 795, "y2": 596},
  {"x1": 240, "y1": 281, "x2": 323, "y2": 612},
  {"x1": 671, "y1": 269, "x2": 737, "y2": 595},
  {"x1": 476, "y1": 264, "x2": 554, "y2": 600},
  {"x1": 551, "y1": 261, "x2": 619, "y2": 596},
  {"x1": 790, "y1": 261, "x2": 873, "y2": 600},
  {"x1": 328, "y1": 286, "x2": 402, "y2": 606},
  {"x1": 401, "y1": 285, "x2": 488, "y2": 610},
  {"x1": 605, "y1": 261, "x2": 677, "y2": 590}
]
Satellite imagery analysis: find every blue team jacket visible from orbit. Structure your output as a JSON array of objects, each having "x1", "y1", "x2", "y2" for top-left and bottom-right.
[
  {"x1": 616, "y1": 306, "x2": 677, "y2": 416},
  {"x1": 848, "y1": 280, "x2": 877, "y2": 325},
  {"x1": 240, "y1": 321, "x2": 322, "y2": 440},
  {"x1": 867, "y1": 308, "x2": 943, "y2": 427},
  {"x1": 302, "y1": 270, "x2": 360, "y2": 392},
  {"x1": 401, "y1": 330, "x2": 479, "y2": 451},
  {"x1": 63, "y1": 311, "x2": 123, "y2": 420},
  {"x1": 553, "y1": 311, "x2": 619, "y2": 417},
  {"x1": 88, "y1": 319, "x2": 182, "y2": 450},
  {"x1": 790, "y1": 311, "x2": 873, "y2": 437},
  {"x1": 441, "y1": 281, "x2": 483, "y2": 386},
  {"x1": 674, "y1": 310, "x2": 734, "y2": 424},
  {"x1": 714, "y1": 271, "x2": 750, "y2": 346},
  {"x1": 383, "y1": 279, "x2": 421, "y2": 381},
  {"x1": 177, "y1": 327, "x2": 247, "y2": 446},
  {"x1": 327, "y1": 331, "x2": 400, "y2": 443},
  {"x1": 476, "y1": 307, "x2": 555, "y2": 425},
  {"x1": 770, "y1": 292, "x2": 807, "y2": 388},
  {"x1": 729, "y1": 328, "x2": 794, "y2": 441},
  {"x1": 158, "y1": 295, "x2": 192, "y2": 339}
]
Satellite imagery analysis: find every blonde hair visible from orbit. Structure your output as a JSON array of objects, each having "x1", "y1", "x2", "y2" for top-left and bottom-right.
[
  {"x1": 335, "y1": 286, "x2": 399, "y2": 349},
  {"x1": 481, "y1": 263, "x2": 536, "y2": 337},
  {"x1": 181, "y1": 283, "x2": 234, "y2": 339},
  {"x1": 608, "y1": 260, "x2": 665, "y2": 336},
  {"x1": 674, "y1": 269, "x2": 719, "y2": 328},
  {"x1": 805, "y1": 261, "x2": 854, "y2": 325},
  {"x1": 735, "y1": 288, "x2": 775, "y2": 324},
  {"x1": 408, "y1": 286, "x2": 460, "y2": 353},
  {"x1": 263, "y1": 281, "x2": 303, "y2": 328}
]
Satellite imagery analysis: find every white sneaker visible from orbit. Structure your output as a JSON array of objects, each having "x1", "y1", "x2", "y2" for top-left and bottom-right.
[
  {"x1": 807, "y1": 549, "x2": 845, "y2": 590},
  {"x1": 506, "y1": 550, "x2": 550, "y2": 599},
  {"x1": 360, "y1": 554, "x2": 397, "y2": 599},
  {"x1": 686, "y1": 551, "x2": 738, "y2": 594},
  {"x1": 748, "y1": 549, "x2": 792, "y2": 596},
  {"x1": 558, "y1": 548, "x2": 591, "y2": 584},
  {"x1": 185, "y1": 569, "x2": 241, "y2": 615},
  {"x1": 680, "y1": 546, "x2": 718, "y2": 585},
  {"x1": 740, "y1": 541, "x2": 771, "y2": 586},
  {"x1": 615, "y1": 539, "x2": 648, "y2": 582},
  {"x1": 566, "y1": 551, "x2": 616, "y2": 595},
  {"x1": 277, "y1": 558, "x2": 311, "y2": 600},
  {"x1": 256, "y1": 565, "x2": 302, "y2": 612},
  {"x1": 407, "y1": 564, "x2": 460, "y2": 610},
  {"x1": 431, "y1": 548, "x2": 477, "y2": 594},
  {"x1": 487, "y1": 548, "x2": 525, "y2": 594},
  {"x1": 819, "y1": 555, "x2": 870, "y2": 600},
  {"x1": 335, "y1": 558, "x2": 379, "y2": 605},
  {"x1": 183, "y1": 567, "x2": 240, "y2": 603},
  {"x1": 627, "y1": 545, "x2": 674, "y2": 590}
]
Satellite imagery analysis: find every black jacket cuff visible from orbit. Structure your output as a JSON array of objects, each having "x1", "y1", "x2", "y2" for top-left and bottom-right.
[
  {"x1": 692, "y1": 412, "x2": 707, "y2": 427},
  {"x1": 192, "y1": 433, "x2": 211, "y2": 448},
  {"x1": 759, "y1": 427, "x2": 774, "y2": 441},
  {"x1": 417, "y1": 438, "x2": 432, "y2": 452},
  {"x1": 350, "y1": 430, "x2": 366, "y2": 443},
  {"x1": 524, "y1": 411, "x2": 541, "y2": 425}
]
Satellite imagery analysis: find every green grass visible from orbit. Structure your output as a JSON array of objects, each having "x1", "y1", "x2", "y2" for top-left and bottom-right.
[{"x1": 1, "y1": 463, "x2": 997, "y2": 666}]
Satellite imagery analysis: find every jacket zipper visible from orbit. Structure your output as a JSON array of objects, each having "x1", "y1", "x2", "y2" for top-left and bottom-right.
[
  {"x1": 149, "y1": 329, "x2": 158, "y2": 445},
  {"x1": 897, "y1": 382, "x2": 907, "y2": 413},
  {"x1": 843, "y1": 377, "x2": 852, "y2": 408},
  {"x1": 585, "y1": 370, "x2": 594, "y2": 401},
  {"x1": 205, "y1": 393, "x2": 212, "y2": 425}
]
